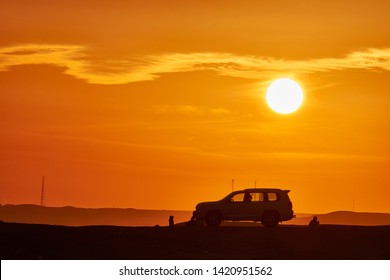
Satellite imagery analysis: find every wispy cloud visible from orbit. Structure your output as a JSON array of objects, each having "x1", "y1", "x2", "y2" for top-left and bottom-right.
[
  {"x1": 153, "y1": 104, "x2": 231, "y2": 116},
  {"x1": 1, "y1": 44, "x2": 390, "y2": 84}
]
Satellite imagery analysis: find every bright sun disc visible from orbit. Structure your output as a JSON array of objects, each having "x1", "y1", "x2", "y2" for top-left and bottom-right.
[{"x1": 266, "y1": 78, "x2": 304, "y2": 114}]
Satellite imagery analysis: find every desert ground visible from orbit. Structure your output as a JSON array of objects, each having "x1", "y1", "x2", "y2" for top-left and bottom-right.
[{"x1": 1, "y1": 222, "x2": 389, "y2": 260}]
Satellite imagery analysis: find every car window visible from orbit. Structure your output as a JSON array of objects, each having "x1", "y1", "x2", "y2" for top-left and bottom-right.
[
  {"x1": 230, "y1": 193, "x2": 245, "y2": 202},
  {"x1": 252, "y1": 192, "x2": 264, "y2": 202},
  {"x1": 267, "y1": 192, "x2": 278, "y2": 201}
]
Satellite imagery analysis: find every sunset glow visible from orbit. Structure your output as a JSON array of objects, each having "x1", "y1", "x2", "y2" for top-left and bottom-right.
[{"x1": 1, "y1": 0, "x2": 390, "y2": 214}]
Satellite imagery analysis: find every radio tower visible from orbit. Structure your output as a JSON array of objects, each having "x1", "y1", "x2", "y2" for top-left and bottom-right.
[{"x1": 40, "y1": 176, "x2": 45, "y2": 206}]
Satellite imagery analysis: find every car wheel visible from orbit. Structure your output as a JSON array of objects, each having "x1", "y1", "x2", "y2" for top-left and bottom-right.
[
  {"x1": 261, "y1": 211, "x2": 280, "y2": 227},
  {"x1": 205, "y1": 211, "x2": 222, "y2": 226}
]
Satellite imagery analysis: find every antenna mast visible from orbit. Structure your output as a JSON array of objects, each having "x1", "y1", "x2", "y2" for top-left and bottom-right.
[{"x1": 40, "y1": 176, "x2": 45, "y2": 206}]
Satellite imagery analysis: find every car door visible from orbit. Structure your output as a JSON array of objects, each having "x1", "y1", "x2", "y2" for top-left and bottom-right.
[
  {"x1": 240, "y1": 192, "x2": 266, "y2": 220},
  {"x1": 222, "y1": 192, "x2": 248, "y2": 220},
  {"x1": 223, "y1": 192, "x2": 265, "y2": 220}
]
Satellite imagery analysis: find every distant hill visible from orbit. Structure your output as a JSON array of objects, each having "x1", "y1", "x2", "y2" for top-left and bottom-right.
[
  {"x1": 0, "y1": 204, "x2": 192, "y2": 227},
  {"x1": 1, "y1": 205, "x2": 389, "y2": 226},
  {"x1": 284, "y1": 211, "x2": 390, "y2": 226}
]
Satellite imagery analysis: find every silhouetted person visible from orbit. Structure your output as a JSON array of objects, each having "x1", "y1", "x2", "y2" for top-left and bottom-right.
[
  {"x1": 169, "y1": 215, "x2": 174, "y2": 227},
  {"x1": 309, "y1": 216, "x2": 320, "y2": 228},
  {"x1": 243, "y1": 192, "x2": 252, "y2": 202}
]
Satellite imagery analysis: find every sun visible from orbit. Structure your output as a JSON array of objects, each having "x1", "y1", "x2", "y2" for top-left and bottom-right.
[{"x1": 266, "y1": 78, "x2": 304, "y2": 114}]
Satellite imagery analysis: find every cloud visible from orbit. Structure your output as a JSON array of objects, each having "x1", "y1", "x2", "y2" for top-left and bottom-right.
[
  {"x1": 153, "y1": 105, "x2": 231, "y2": 116},
  {"x1": 1, "y1": 44, "x2": 390, "y2": 84}
]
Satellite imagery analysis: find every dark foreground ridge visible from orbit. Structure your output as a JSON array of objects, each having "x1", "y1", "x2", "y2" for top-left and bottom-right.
[{"x1": 1, "y1": 222, "x2": 389, "y2": 259}]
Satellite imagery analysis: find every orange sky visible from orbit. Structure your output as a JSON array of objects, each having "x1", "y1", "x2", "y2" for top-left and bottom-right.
[{"x1": 1, "y1": 0, "x2": 390, "y2": 213}]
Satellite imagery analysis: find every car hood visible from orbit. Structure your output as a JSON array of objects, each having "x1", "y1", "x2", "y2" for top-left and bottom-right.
[{"x1": 196, "y1": 201, "x2": 220, "y2": 209}]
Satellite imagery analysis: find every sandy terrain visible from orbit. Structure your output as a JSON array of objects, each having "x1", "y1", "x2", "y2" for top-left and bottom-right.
[{"x1": 1, "y1": 222, "x2": 389, "y2": 260}]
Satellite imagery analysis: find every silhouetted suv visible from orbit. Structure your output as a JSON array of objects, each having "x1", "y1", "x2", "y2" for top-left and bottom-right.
[{"x1": 192, "y1": 188, "x2": 294, "y2": 227}]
